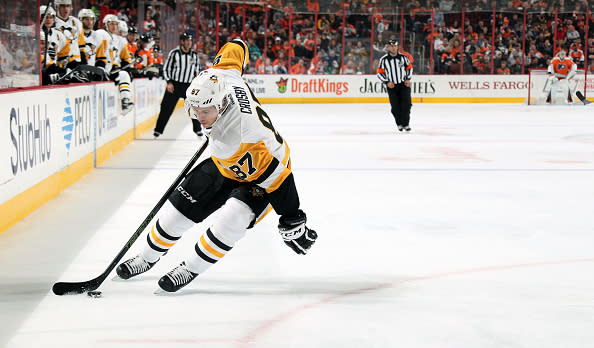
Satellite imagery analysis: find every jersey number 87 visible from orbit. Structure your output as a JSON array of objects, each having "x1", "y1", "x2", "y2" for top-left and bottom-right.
[{"x1": 228, "y1": 106, "x2": 283, "y2": 180}]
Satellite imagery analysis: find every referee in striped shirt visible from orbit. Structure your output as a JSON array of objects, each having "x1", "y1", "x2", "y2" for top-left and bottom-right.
[
  {"x1": 376, "y1": 40, "x2": 413, "y2": 132},
  {"x1": 154, "y1": 33, "x2": 202, "y2": 138}
]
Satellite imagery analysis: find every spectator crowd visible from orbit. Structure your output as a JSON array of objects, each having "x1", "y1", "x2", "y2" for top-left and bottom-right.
[
  {"x1": 4, "y1": 0, "x2": 594, "y2": 91},
  {"x1": 187, "y1": 0, "x2": 594, "y2": 76}
]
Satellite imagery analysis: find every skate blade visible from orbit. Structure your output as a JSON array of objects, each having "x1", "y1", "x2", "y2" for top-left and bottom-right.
[{"x1": 154, "y1": 288, "x2": 175, "y2": 296}]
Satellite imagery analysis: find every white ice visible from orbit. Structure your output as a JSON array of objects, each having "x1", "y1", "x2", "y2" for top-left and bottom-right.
[{"x1": 1, "y1": 103, "x2": 593, "y2": 348}]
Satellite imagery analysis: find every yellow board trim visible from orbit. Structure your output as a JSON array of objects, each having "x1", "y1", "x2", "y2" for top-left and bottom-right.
[
  {"x1": 259, "y1": 97, "x2": 526, "y2": 104},
  {"x1": 0, "y1": 113, "x2": 160, "y2": 235},
  {"x1": 200, "y1": 235, "x2": 225, "y2": 258}
]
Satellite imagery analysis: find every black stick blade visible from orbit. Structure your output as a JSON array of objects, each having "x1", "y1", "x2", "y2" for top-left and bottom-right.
[
  {"x1": 52, "y1": 280, "x2": 100, "y2": 295},
  {"x1": 576, "y1": 91, "x2": 592, "y2": 105}
]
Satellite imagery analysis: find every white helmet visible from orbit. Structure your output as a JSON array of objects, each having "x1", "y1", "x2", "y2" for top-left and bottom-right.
[
  {"x1": 185, "y1": 70, "x2": 230, "y2": 115},
  {"x1": 103, "y1": 14, "x2": 119, "y2": 29},
  {"x1": 40, "y1": 5, "x2": 56, "y2": 17},
  {"x1": 54, "y1": 0, "x2": 72, "y2": 5},
  {"x1": 558, "y1": 49, "x2": 567, "y2": 59},
  {"x1": 78, "y1": 9, "x2": 95, "y2": 20},
  {"x1": 118, "y1": 20, "x2": 128, "y2": 34}
]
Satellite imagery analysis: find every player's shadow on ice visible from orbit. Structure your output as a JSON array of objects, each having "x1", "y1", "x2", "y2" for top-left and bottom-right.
[{"x1": 157, "y1": 278, "x2": 397, "y2": 298}]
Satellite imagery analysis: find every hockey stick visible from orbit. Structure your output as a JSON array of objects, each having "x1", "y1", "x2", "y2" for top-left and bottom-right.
[
  {"x1": 52, "y1": 138, "x2": 209, "y2": 295},
  {"x1": 575, "y1": 91, "x2": 591, "y2": 105},
  {"x1": 55, "y1": 64, "x2": 87, "y2": 84}
]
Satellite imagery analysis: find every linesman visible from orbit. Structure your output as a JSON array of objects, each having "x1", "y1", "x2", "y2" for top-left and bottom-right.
[
  {"x1": 154, "y1": 33, "x2": 202, "y2": 138},
  {"x1": 376, "y1": 40, "x2": 413, "y2": 132}
]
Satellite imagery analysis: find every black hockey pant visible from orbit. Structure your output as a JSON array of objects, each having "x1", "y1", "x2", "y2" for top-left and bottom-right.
[
  {"x1": 168, "y1": 158, "x2": 270, "y2": 227},
  {"x1": 154, "y1": 81, "x2": 201, "y2": 135},
  {"x1": 387, "y1": 83, "x2": 412, "y2": 127}
]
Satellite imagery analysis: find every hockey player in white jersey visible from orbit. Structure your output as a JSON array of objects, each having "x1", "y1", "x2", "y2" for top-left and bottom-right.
[
  {"x1": 118, "y1": 20, "x2": 128, "y2": 38},
  {"x1": 95, "y1": 14, "x2": 134, "y2": 114},
  {"x1": 76, "y1": 8, "x2": 112, "y2": 82},
  {"x1": 116, "y1": 39, "x2": 318, "y2": 293},
  {"x1": 54, "y1": 0, "x2": 87, "y2": 68},
  {"x1": 78, "y1": 9, "x2": 100, "y2": 66},
  {"x1": 40, "y1": 5, "x2": 71, "y2": 85}
]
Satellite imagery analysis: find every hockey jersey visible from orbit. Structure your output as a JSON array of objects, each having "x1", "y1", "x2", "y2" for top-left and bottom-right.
[
  {"x1": 204, "y1": 40, "x2": 291, "y2": 194},
  {"x1": 41, "y1": 27, "x2": 70, "y2": 68},
  {"x1": 136, "y1": 47, "x2": 154, "y2": 69},
  {"x1": 82, "y1": 30, "x2": 108, "y2": 66},
  {"x1": 548, "y1": 56, "x2": 576, "y2": 78},
  {"x1": 54, "y1": 15, "x2": 86, "y2": 64},
  {"x1": 95, "y1": 29, "x2": 132, "y2": 72}
]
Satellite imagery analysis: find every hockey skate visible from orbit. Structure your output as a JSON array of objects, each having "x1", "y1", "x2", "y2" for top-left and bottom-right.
[
  {"x1": 116, "y1": 255, "x2": 156, "y2": 279},
  {"x1": 121, "y1": 98, "x2": 134, "y2": 115},
  {"x1": 404, "y1": 125, "x2": 411, "y2": 132},
  {"x1": 158, "y1": 262, "x2": 197, "y2": 292}
]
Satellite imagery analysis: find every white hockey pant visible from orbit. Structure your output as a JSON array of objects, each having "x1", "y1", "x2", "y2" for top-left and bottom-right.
[
  {"x1": 185, "y1": 198, "x2": 255, "y2": 274},
  {"x1": 140, "y1": 198, "x2": 255, "y2": 274},
  {"x1": 141, "y1": 201, "x2": 194, "y2": 263},
  {"x1": 116, "y1": 70, "x2": 132, "y2": 100},
  {"x1": 550, "y1": 78, "x2": 570, "y2": 105}
]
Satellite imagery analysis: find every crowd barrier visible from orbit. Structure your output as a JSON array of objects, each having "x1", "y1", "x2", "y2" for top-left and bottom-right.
[
  {"x1": 251, "y1": 74, "x2": 594, "y2": 104},
  {"x1": 0, "y1": 78, "x2": 166, "y2": 233}
]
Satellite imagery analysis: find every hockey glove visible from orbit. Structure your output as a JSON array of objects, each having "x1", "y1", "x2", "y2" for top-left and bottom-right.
[
  {"x1": 48, "y1": 73, "x2": 60, "y2": 84},
  {"x1": 278, "y1": 210, "x2": 318, "y2": 255}
]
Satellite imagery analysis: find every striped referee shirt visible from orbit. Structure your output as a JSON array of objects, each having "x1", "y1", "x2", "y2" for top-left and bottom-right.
[
  {"x1": 163, "y1": 46, "x2": 200, "y2": 84},
  {"x1": 376, "y1": 53, "x2": 413, "y2": 84}
]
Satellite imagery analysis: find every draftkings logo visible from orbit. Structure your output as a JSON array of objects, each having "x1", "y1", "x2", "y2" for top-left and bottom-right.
[{"x1": 276, "y1": 77, "x2": 288, "y2": 93}]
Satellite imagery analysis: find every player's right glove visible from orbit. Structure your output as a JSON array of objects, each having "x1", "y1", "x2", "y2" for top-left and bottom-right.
[{"x1": 278, "y1": 210, "x2": 318, "y2": 255}]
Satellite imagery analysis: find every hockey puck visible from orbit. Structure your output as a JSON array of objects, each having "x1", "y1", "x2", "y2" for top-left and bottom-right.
[{"x1": 87, "y1": 290, "x2": 102, "y2": 298}]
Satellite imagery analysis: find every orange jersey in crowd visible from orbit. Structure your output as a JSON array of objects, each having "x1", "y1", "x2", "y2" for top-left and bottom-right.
[
  {"x1": 548, "y1": 56, "x2": 576, "y2": 78},
  {"x1": 136, "y1": 48, "x2": 154, "y2": 69},
  {"x1": 127, "y1": 42, "x2": 137, "y2": 57}
]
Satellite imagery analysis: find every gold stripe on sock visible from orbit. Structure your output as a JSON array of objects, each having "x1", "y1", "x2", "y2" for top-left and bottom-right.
[
  {"x1": 200, "y1": 235, "x2": 225, "y2": 258},
  {"x1": 151, "y1": 226, "x2": 175, "y2": 248}
]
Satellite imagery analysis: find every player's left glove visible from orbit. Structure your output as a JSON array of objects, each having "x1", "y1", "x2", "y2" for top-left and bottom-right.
[{"x1": 278, "y1": 210, "x2": 318, "y2": 255}]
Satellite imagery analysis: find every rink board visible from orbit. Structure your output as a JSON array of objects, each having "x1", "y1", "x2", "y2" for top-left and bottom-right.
[
  {"x1": 246, "y1": 74, "x2": 594, "y2": 104},
  {"x1": 0, "y1": 79, "x2": 166, "y2": 233}
]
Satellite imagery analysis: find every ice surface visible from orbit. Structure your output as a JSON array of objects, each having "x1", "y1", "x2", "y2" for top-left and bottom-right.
[{"x1": 1, "y1": 103, "x2": 593, "y2": 348}]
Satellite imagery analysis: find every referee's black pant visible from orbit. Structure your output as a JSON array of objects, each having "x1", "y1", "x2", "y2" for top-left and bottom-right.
[
  {"x1": 154, "y1": 81, "x2": 201, "y2": 135},
  {"x1": 387, "y1": 83, "x2": 412, "y2": 127}
]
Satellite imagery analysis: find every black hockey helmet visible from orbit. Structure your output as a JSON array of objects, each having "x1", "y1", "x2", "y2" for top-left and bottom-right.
[
  {"x1": 152, "y1": 44, "x2": 161, "y2": 52},
  {"x1": 140, "y1": 34, "x2": 151, "y2": 43},
  {"x1": 128, "y1": 26, "x2": 138, "y2": 34},
  {"x1": 180, "y1": 32, "x2": 193, "y2": 41}
]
